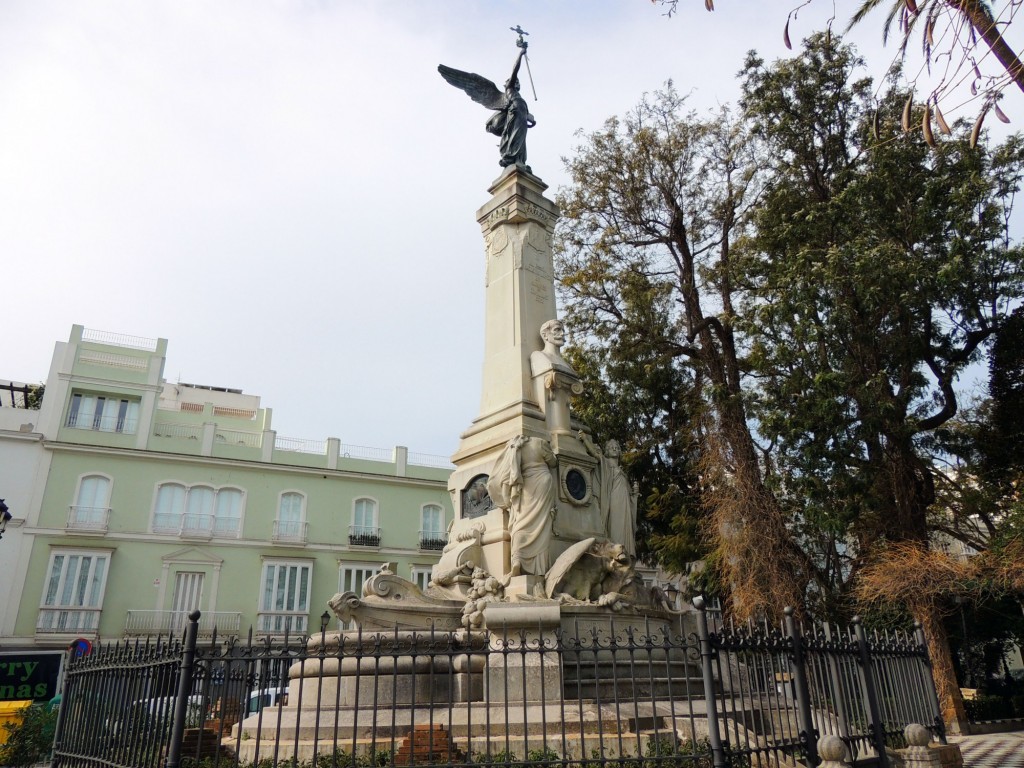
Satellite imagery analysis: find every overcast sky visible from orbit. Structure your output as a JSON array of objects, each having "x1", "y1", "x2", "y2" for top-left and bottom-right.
[{"x1": 2, "y1": 1, "x2": 1020, "y2": 458}]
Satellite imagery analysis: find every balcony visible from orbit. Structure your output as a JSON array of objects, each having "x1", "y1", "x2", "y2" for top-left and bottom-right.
[
  {"x1": 256, "y1": 612, "x2": 308, "y2": 636},
  {"x1": 272, "y1": 519, "x2": 309, "y2": 544},
  {"x1": 66, "y1": 412, "x2": 138, "y2": 435},
  {"x1": 124, "y1": 610, "x2": 242, "y2": 637},
  {"x1": 152, "y1": 512, "x2": 240, "y2": 539},
  {"x1": 67, "y1": 505, "x2": 110, "y2": 533},
  {"x1": 348, "y1": 525, "x2": 380, "y2": 548},
  {"x1": 418, "y1": 531, "x2": 448, "y2": 552},
  {"x1": 180, "y1": 513, "x2": 214, "y2": 539},
  {"x1": 36, "y1": 608, "x2": 101, "y2": 634}
]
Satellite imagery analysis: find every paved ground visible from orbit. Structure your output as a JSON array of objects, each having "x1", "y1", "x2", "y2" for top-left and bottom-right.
[{"x1": 950, "y1": 730, "x2": 1024, "y2": 768}]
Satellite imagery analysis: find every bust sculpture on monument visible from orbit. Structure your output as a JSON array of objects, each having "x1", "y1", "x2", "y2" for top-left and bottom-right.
[{"x1": 531, "y1": 319, "x2": 583, "y2": 435}]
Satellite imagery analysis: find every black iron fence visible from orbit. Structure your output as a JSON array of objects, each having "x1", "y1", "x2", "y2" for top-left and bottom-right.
[{"x1": 52, "y1": 603, "x2": 944, "y2": 768}]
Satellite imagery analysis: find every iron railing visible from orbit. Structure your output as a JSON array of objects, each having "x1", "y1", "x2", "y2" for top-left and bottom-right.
[
  {"x1": 272, "y1": 519, "x2": 309, "y2": 543},
  {"x1": 53, "y1": 603, "x2": 945, "y2": 768},
  {"x1": 125, "y1": 610, "x2": 243, "y2": 637},
  {"x1": 418, "y1": 531, "x2": 448, "y2": 551},
  {"x1": 348, "y1": 525, "x2": 381, "y2": 548},
  {"x1": 66, "y1": 505, "x2": 111, "y2": 532}
]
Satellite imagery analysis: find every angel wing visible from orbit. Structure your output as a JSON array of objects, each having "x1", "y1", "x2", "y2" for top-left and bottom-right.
[
  {"x1": 438, "y1": 65, "x2": 506, "y2": 111},
  {"x1": 545, "y1": 537, "x2": 597, "y2": 599}
]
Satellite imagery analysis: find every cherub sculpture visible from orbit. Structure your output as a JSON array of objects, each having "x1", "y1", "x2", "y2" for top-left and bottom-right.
[{"x1": 439, "y1": 35, "x2": 536, "y2": 170}]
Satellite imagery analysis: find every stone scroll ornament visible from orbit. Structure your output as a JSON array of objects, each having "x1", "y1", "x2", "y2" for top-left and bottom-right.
[{"x1": 438, "y1": 26, "x2": 537, "y2": 171}]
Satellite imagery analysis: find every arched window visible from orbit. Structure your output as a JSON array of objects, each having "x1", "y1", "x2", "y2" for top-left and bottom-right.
[
  {"x1": 154, "y1": 483, "x2": 187, "y2": 532},
  {"x1": 70, "y1": 475, "x2": 111, "y2": 530},
  {"x1": 152, "y1": 483, "x2": 244, "y2": 538},
  {"x1": 419, "y1": 504, "x2": 445, "y2": 550},
  {"x1": 214, "y1": 488, "x2": 243, "y2": 536},
  {"x1": 274, "y1": 492, "x2": 306, "y2": 542},
  {"x1": 182, "y1": 486, "x2": 215, "y2": 536},
  {"x1": 350, "y1": 498, "x2": 379, "y2": 547}
]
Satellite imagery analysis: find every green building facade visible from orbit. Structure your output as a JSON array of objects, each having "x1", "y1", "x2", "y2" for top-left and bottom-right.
[{"x1": 2, "y1": 326, "x2": 453, "y2": 648}]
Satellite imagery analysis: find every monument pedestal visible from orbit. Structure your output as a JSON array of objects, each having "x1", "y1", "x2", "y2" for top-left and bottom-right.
[{"x1": 448, "y1": 167, "x2": 559, "y2": 522}]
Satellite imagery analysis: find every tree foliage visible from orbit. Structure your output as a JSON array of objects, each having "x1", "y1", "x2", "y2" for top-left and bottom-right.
[
  {"x1": 560, "y1": 30, "x2": 1024, "y2": 602},
  {"x1": 557, "y1": 33, "x2": 1024, "y2": 725}
]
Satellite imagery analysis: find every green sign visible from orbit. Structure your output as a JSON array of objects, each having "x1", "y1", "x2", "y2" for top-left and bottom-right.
[{"x1": 0, "y1": 652, "x2": 64, "y2": 702}]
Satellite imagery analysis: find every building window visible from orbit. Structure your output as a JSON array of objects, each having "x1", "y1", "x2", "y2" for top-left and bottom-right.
[
  {"x1": 152, "y1": 482, "x2": 244, "y2": 538},
  {"x1": 37, "y1": 549, "x2": 110, "y2": 633},
  {"x1": 214, "y1": 488, "x2": 243, "y2": 536},
  {"x1": 419, "y1": 504, "x2": 446, "y2": 550},
  {"x1": 66, "y1": 393, "x2": 140, "y2": 434},
  {"x1": 69, "y1": 474, "x2": 112, "y2": 531},
  {"x1": 349, "y1": 498, "x2": 380, "y2": 547},
  {"x1": 258, "y1": 560, "x2": 311, "y2": 635},
  {"x1": 410, "y1": 566, "x2": 433, "y2": 592},
  {"x1": 273, "y1": 492, "x2": 307, "y2": 543},
  {"x1": 338, "y1": 564, "x2": 379, "y2": 629}
]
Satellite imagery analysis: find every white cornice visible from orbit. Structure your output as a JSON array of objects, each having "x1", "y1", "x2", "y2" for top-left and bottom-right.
[
  {"x1": 57, "y1": 373, "x2": 163, "y2": 394},
  {"x1": 42, "y1": 441, "x2": 449, "y2": 489},
  {"x1": 0, "y1": 430, "x2": 44, "y2": 442},
  {"x1": 18, "y1": 527, "x2": 437, "y2": 558}
]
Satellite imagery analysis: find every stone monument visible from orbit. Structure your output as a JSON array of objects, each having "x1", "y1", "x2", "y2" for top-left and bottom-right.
[
  {"x1": 327, "y1": 32, "x2": 665, "y2": 630},
  {"x1": 230, "y1": 40, "x2": 687, "y2": 756}
]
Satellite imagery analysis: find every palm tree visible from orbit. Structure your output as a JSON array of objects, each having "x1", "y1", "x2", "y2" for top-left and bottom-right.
[{"x1": 851, "y1": 0, "x2": 1024, "y2": 94}]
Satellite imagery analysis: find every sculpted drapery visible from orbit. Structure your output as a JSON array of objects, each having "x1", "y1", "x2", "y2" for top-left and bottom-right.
[{"x1": 487, "y1": 435, "x2": 557, "y2": 576}]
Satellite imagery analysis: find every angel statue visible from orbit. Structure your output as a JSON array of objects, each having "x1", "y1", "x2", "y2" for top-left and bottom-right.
[{"x1": 438, "y1": 38, "x2": 536, "y2": 171}]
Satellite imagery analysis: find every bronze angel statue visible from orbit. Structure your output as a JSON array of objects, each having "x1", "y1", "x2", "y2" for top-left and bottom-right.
[{"x1": 438, "y1": 39, "x2": 536, "y2": 171}]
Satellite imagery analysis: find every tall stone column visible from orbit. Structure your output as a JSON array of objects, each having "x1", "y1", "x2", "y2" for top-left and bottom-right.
[
  {"x1": 449, "y1": 170, "x2": 558, "y2": 481},
  {"x1": 446, "y1": 167, "x2": 560, "y2": 578}
]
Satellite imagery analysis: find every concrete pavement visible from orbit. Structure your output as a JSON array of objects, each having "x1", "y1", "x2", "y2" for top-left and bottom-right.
[{"x1": 950, "y1": 730, "x2": 1024, "y2": 768}]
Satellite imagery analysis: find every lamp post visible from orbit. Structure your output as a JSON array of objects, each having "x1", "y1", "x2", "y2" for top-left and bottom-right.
[
  {"x1": 320, "y1": 610, "x2": 331, "y2": 634},
  {"x1": 0, "y1": 499, "x2": 10, "y2": 540}
]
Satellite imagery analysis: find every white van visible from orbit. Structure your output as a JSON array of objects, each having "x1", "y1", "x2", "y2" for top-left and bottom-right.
[{"x1": 245, "y1": 687, "x2": 287, "y2": 715}]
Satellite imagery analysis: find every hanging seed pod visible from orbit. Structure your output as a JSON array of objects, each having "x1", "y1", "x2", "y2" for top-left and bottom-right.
[
  {"x1": 906, "y1": 0, "x2": 919, "y2": 12},
  {"x1": 872, "y1": 109, "x2": 882, "y2": 140},
  {"x1": 934, "y1": 101, "x2": 951, "y2": 135},
  {"x1": 971, "y1": 80, "x2": 978, "y2": 96},
  {"x1": 974, "y1": 64, "x2": 982, "y2": 80},
  {"x1": 995, "y1": 103, "x2": 1011, "y2": 123},
  {"x1": 902, "y1": 93, "x2": 914, "y2": 132},
  {"x1": 784, "y1": 18, "x2": 792, "y2": 50},
  {"x1": 971, "y1": 106, "x2": 988, "y2": 149},
  {"x1": 926, "y1": 19, "x2": 936, "y2": 47},
  {"x1": 923, "y1": 102, "x2": 936, "y2": 147},
  {"x1": 705, "y1": 0, "x2": 714, "y2": 11}
]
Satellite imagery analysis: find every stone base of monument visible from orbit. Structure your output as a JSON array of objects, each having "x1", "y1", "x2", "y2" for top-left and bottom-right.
[
  {"x1": 229, "y1": 599, "x2": 707, "y2": 765},
  {"x1": 229, "y1": 698, "x2": 721, "y2": 764}
]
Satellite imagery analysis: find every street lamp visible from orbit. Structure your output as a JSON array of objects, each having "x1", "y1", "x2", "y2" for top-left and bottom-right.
[
  {"x1": 0, "y1": 499, "x2": 10, "y2": 541},
  {"x1": 320, "y1": 610, "x2": 331, "y2": 633}
]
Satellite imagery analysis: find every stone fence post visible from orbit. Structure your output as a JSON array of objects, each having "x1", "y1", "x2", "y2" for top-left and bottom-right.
[
  {"x1": 818, "y1": 735, "x2": 851, "y2": 768},
  {"x1": 899, "y1": 723, "x2": 964, "y2": 768}
]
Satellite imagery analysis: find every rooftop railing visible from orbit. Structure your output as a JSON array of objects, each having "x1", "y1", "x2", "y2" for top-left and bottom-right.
[{"x1": 81, "y1": 327, "x2": 159, "y2": 352}]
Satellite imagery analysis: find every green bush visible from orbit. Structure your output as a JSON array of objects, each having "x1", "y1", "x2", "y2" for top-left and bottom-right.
[
  {"x1": 0, "y1": 703, "x2": 58, "y2": 767},
  {"x1": 965, "y1": 694, "x2": 1016, "y2": 721}
]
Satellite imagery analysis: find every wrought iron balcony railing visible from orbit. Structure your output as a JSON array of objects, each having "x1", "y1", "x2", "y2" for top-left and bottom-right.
[
  {"x1": 418, "y1": 531, "x2": 448, "y2": 551},
  {"x1": 348, "y1": 525, "x2": 381, "y2": 548},
  {"x1": 272, "y1": 519, "x2": 309, "y2": 543},
  {"x1": 66, "y1": 505, "x2": 111, "y2": 533}
]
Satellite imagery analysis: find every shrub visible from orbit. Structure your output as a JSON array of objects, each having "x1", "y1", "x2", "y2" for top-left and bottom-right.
[{"x1": 0, "y1": 703, "x2": 58, "y2": 767}]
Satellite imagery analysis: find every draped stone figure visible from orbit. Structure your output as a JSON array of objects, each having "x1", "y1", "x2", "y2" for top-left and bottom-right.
[
  {"x1": 581, "y1": 433, "x2": 637, "y2": 557},
  {"x1": 486, "y1": 435, "x2": 557, "y2": 577}
]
